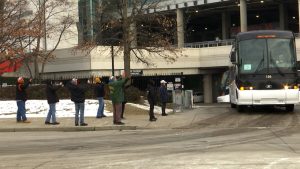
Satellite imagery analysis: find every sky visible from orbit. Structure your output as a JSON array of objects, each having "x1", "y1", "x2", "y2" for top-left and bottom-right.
[{"x1": 0, "y1": 99, "x2": 172, "y2": 118}]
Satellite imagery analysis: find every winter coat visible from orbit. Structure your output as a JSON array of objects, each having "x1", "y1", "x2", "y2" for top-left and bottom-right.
[
  {"x1": 46, "y1": 83, "x2": 61, "y2": 104},
  {"x1": 159, "y1": 86, "x2": 168, "y2": 103},
  {"x1": 66, "y1": 82, "x2": 89, "y2": 103},
  {"x1": 147, "y1": 83, "x2": 156, "y2": 105},
  {"x1": 94, "y1": 82, "x2": 105, "y2": 98},
  {"x1": 15, "y1": 81, "x2": 30, "y2": 101},
  {"x1": 108, "y1": 78, "x2": 129, "y2": 104}
]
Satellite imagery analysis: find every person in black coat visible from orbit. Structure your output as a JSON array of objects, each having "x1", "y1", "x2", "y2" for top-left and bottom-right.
[
  {"x1": 45, "y1": 80, "x2": 62, "y2": 125},
  {"x1": 94, "y1": 77, "x2": 106, "y2": 118},
  {"x1": 147, "y1": 80, "x2": 157, "y2": 121},
  {"x1": 121, "y1": 81, "x2": 130, "y2": 119},
  {"x1": 15, "y1": 77, "x2": 32, "y2": 123},
  {"x1": 66, "y1": 78, "x2": 90, "y2": 126}
]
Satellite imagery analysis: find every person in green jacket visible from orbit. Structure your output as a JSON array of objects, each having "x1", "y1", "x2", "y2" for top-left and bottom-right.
[{"x1": 108, "y1": 73, "x2": 129, "y2": 125}]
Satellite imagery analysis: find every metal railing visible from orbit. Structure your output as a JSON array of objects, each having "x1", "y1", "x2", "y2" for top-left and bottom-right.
[{"x1": 184, "y1": 39, "x2": 235, "y2": 48}]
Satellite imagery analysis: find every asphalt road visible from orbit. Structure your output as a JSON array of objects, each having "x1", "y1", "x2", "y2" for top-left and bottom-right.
[{"x1": 1, "y1": 105, "x2": 300, "y2": 169}]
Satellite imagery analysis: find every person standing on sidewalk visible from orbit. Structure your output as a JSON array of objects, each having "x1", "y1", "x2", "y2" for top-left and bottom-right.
[
  {"x1": 67, "y1": 78, "x2": 90, "y2": 126},
  {"x1": 94, "y1": 77, "x2": 106, "y2": 118},
  {"x1": 159, "y1": 80, "x2": 168, "y2": 116},
  {"x1": 147, "y1": 79, "x2": 157, "y2": 121},
  {"x1": 16, "y1": 77, "x2": 32, "y2": 123},
  {"x1": 108, "y1": 73, "x2": 129, "y2": 125},
  {"x1": 121, "y1": 82, "x2": 130, "y2": 119},
  {"x1": 45, "y1": 80, "x2": 63, "y2": 125}
]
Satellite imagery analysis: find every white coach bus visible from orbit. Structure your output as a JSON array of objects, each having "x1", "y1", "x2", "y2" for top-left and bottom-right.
[{"x1": 226, "y1": 30, "x2": 300, "y2": 112}]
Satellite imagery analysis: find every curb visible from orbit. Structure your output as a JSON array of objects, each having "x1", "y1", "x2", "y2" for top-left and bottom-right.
[{"x1": 0, "y1": 126, "x2": 137, "y2": 132}]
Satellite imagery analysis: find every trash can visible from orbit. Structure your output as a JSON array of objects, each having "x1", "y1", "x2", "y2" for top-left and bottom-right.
[
  {"x1": 172, "y1": 89, "x2": 183, "y2": 113},
  {"x1": 184, "y1": 90, "x2": 193, "y2": 109}
]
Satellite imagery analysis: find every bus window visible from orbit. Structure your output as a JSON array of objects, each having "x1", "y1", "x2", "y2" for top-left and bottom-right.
[
  {"x1": 268, "y1": 39, "x2": 294, "y2": 70},
  {"x1": 239, "y1": 39, "x2": 267, "y2": 74}
]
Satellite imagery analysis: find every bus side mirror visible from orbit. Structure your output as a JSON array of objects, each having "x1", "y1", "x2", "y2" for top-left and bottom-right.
[{"x1": 230, "y1": 51, "x2": 237, "y2": 64}]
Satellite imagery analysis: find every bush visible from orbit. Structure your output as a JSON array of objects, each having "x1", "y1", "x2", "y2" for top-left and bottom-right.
[{"x1": 125, "y1": 86, "x2": 145, "y2": 103}]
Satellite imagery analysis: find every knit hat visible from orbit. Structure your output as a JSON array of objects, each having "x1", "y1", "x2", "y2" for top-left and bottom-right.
[
  {"x1": 109, "y1": 76, "x2": 116, "y2": 83},
  {"x1": 17, "y1": 77, "x2": 24, "y2": 84},
  {"x1": 160, "y1": 80, "x2": 167, "y2": 84},
  {"x1": 95, "y1": 77, "x2": 101, "y2": 83},
  {"x1": 71, "y1": 78, "x2": 77, "y2": 85}
]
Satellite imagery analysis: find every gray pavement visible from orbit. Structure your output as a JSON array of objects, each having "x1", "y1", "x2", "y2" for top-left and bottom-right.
[{"x1": 0, "y1": 104, "x2": 217, "y2": 132}]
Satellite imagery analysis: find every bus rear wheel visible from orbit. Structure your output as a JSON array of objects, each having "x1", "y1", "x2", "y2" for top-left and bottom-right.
[{"x1": 286, "y1": 104, "x2": 294, "y2": 112}]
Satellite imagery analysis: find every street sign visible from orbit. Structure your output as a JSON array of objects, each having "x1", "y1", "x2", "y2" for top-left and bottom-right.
[{"x1": 130, "y1": 70, "x2": 143, "y2": 76}]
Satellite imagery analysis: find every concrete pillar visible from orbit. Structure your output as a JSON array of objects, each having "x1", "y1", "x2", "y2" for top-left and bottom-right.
[
  {"x1": 240, "y1": 0, "x2": 247, "y2": 32},
  {"x1": 222, "y1": 12, "x2": 230, "y2": 40},
  {"x1": 279, "y1": 3, "x2": 286, "y2": 30},
  {"x1": 203, "y1": 74, "x2": 213, "y2": 103},
  {"x1": 177, "y1": 8, "x2": 184, "y2": 48}
]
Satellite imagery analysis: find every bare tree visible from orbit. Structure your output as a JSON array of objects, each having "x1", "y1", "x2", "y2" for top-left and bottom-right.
[
  {"x1": 0, "y1": 0, "x2": 75, "y2": 79},
  {"x1": 28, "y1": 0, "x2": 75, "y2": 79},
  {"x1": 77, "y1": 0, "x2": 181, "y2": 77},
  {"x1": 0, "y1": 0, "x2": 33, "y2": 61}
]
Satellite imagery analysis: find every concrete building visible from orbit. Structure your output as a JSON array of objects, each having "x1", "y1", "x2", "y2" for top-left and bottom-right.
[{"x1": 3, "y1": 0, "x2": 300, "y2": 103}]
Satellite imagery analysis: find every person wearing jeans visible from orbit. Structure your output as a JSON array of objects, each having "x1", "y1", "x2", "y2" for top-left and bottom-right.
[
  {"x1": 46, "y1": 104, "x2": 57, "y2": 124},
  {"x1": 45, "y1": 80, "x2": 62, "y2": 125},
  {"x1": 94, "y1": 77, "x2": 106, "y2": 118},
  {"x1": 16, "y1": 100, "x2": 27, "y2": 122},
  {"x1": 67, "y1": 78, "x2": 90, "y2": 126},
  {"x1": 16, "y1": 77, "x2": 32, "y2": 123},
  {"x1": 97, "y1": 97, "x2": 105, "y2": 117},
  {"x1": 75, "y1": 102, "x2": 85, "y2": 125}
]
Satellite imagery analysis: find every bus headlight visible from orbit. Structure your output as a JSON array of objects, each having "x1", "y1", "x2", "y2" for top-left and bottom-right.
[
  {"x1": 283, "y1": 85, "x2": 298, "y2": 89},
  {"x1": 239, "y1": 86, "x2": 253, "y2": 90}
]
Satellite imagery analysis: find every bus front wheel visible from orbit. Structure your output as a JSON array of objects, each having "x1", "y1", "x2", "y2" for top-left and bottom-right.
[
  {"x1": 237, "y1": 105, "x2": 245, "y2": 112},
  {"x1": 286, "y1": 104, "x2": 294, "y2": 112}
]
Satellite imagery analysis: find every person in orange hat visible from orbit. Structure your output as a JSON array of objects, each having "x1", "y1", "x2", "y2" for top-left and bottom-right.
[
  {"x1": 15, "y1": 77, "x2": 32, "y2": 123},
  {"x1": 94, "y1": 77, "x2": 106, "y2": 118}
]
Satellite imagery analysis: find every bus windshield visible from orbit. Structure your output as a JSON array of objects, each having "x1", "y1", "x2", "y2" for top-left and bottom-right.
[{"x1": 238, "y1": 38, "x2": 296, "y2": 74}]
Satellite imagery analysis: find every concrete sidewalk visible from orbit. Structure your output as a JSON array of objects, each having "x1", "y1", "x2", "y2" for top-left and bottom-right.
[{"x1": 0, "y1": 107, "x2": 205, "y2": 132}]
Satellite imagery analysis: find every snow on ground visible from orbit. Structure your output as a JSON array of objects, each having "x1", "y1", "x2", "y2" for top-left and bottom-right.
[
  {"x1": 0, "y1": 100, "x2": 106, "y2": 118},
  {"x1": 0, "y1": 100, "x2": 172, "y2": 118}
]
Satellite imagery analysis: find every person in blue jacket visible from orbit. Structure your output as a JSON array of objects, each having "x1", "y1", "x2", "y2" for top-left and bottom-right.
[{"x1": 159, "y1": 80, "x2": 168, "y2": 116}]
